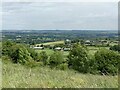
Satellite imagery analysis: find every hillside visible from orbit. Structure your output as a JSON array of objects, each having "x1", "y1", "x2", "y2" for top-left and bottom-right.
[{"x1": 2, "y1": 57, "x2": 118, "y2": 88}]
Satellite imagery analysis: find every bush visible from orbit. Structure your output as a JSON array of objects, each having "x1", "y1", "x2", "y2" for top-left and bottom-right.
[
  {"x1": 49, "y1": 51, "x2": 65, "y2": 68},
  {"x1": 110, "y1": 45, "x2": 120, "y2": 52},
  {"x1": 2, "y1": 41, "x2": 49, "y2": 66},
  {"x1": 26, "y1": 46, "x2": 38, "y2": 61},
  {"x1": 10, "y1": 44, "x2": 33, "y2": 64},
  {"x1": 95, "y1": 49, "x2": 120, "y2": 75},
  {"x1": 39, "y1": 51, "x2": 48, "y2": 65},
  {"x1": 56, "y1": 63, "x2": 68, "y2": 70},
  {"x1": 25, "y1": 60, "x2": 43, "y2": 68},
  {"x1": 87, "y1": 55, "x2": 98, "y2": 74},
  {"x1": 2, "y1": 41, "x2": 16, "y2": 56},
  {"x1": 67, "y1": 44, "x2": 89, "y2": 73}
]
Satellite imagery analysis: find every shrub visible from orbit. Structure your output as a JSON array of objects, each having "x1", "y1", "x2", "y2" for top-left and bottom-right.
[
  {"x1": 56, "y1": 63, "x2": 68, "y2": 70},
  {"x1": 67, "y1": 44, "x2": 89, "y2": 73},
  {"x1": 26, "y1": 47, "x2": 38, "y2": 61},
  {"x1": 87, "y1": 55, "x2": 98, "y2": 74},
  {"x1": 10, "y1": 44, "x2": 33, "y2": 64},
  {"x1": 49, "y1": 51, "x2": 65, "y2": 68},
  {"x1": 39, "y1": 51, "x2": 48, "y2": 65},
  {"x1": 25, "y1": 60, "x2": 43, "y2": 68},
  {"x1": 2, "y1": 41, "x2": 16, "y2": 56},
  {"x1": 95, "y1": 49, "x2": 120, "y2": 75},
  {"x1": 110, "y1": 45, "x2": 120, "y2": 52}
]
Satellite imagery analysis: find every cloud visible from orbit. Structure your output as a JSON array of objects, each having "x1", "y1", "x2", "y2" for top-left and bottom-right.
[
  {"x1": 2, "y1": 2, "x2": 32, "y2": 13},
  {"x1": 2, "y1": 2, "x2": 118, "y2": 30}
]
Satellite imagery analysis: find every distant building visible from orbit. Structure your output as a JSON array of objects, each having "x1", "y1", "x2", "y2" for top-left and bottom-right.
[
  {"x1": 16, "y1": 35, "x2": 22, "y2": 38},
  {"x1": 16, "y1": 38, "x2": 21, "y2": 40},
  {"x1": 33, "y1": 47, "x2": 44, "y2": 50},
  {"x1": 85, "y1": 40, "x2": 91, "y2": 45},
  {"x1": 66, "y1": 39, "x2": 71, "y2": 42},
  {"x1": 63, "y1": 48, "x2": 71, "y2": 51},
  {"x1": 113, "y1": 41, "x2": 119, "y2": 44},
  {"x1": 54, "y1": 47, "x2": 62, "y2": 51},
  {"x1": 100, "y1": 40, "x2": 108, "y2": 43}
]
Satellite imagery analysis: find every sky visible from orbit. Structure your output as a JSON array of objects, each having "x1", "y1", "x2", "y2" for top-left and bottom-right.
[{"x1": 2, "y1": 1, "x2": 118, "y2": 30}]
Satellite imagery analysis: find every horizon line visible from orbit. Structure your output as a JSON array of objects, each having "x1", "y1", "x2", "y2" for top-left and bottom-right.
[{"x1": 2, "y1": 29, "x2": 118, "y2": 31}]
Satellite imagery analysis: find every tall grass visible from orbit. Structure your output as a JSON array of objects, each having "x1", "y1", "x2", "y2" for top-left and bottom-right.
[
  {"x1": 0, "y1": 59, "x2": 2, "y2": 89},
  {"x1": 2, "y1": 57, "x2": 118, "y2": 88}
]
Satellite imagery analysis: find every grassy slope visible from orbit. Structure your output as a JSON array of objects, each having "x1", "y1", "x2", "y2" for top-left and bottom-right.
[
  {"x1": 2, "y1": 58, "x2": 118, "y2": 88},
  {"x1": 0, "y1": 59, "x2": 2, "y2": 89}
]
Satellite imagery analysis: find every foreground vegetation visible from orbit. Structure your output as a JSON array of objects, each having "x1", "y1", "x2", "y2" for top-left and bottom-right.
[
  {"x1": 2, "y1": 57, "x2": 118, "y2": 88},
  {"x1": 2, "y1": 41, "x2": 120, "y2": 74},
  {"x1": 2, "y1": 40, "x2": 119, "y2": 88}
]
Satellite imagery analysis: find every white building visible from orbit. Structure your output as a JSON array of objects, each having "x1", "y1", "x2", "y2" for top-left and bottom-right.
[{"x1": 33, "y1": 47, "x2": 44, "y2": 50}]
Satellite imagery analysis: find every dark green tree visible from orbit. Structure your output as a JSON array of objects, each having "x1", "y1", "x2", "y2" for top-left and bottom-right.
[
  {"x1": 49, "y1": 51, "x2": 65, "y2": 68},
  {"x1": 39, "y1": 51, "x2": 48, "y2": 65},
  {"x1": 2, "y1": 41, "x2": 16, "y2": 56},
  {"x1": 10, "y1": 44, "x2": 33, "y2": 64},
  {"x1": 26, "y1": 47, "x2": 38, "y2": 61},
  {"x1": 67, "y1": 44, "x2": 89, "y2": 73},
  {"x1": 110, "y1": 45, "x2": 120, "y2": 52},
  {"x1": 95, "y1": 49, "x2": 120, "y2": 75}
]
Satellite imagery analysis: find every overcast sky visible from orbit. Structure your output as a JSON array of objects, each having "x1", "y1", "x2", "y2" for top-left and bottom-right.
[{"x1": 2, "y1": 2, "x2": 118, "y2": 30}]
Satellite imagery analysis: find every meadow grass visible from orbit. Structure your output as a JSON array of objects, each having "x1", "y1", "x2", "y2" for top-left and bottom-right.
[
  {"x1": 2, "y1": 58, "x2": 118, "y2": 88},
  {"x1": 35, "y1": 48, "x2": 54, "y2": 56},
  {"x1": 87, "y1": 46, "x2": 110, "y2": 55},
  {"x1": 35, "y1": 48, "x2": 69, "y2": 58},
  {"x1": 0, "y1": 59, "x2": 2, "y2": 89}
]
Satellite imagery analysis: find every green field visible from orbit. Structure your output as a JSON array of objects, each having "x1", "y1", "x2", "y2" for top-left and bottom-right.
[
  {"x1": 35, "y1": 46, "x2": 110, "y2": 56},
  {"x1": 35, "y1": 48, "x2": 54, "y2": 55},
  {"x1": 87, "y1": 46, "x2": 110, "y2": 55},
  {"x1": 2, "y1": 58, "x2": 118, "y2": 88},
  {"x1": 35, "y1": 48, "x2": 69, "y2": 57}
]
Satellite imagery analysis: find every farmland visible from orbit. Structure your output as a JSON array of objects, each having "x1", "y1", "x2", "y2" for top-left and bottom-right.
[
  {"x1": 35, "y1": 45, "x2": 110, "y2": 56},
  {"x1": 36, "y1": 41, "x2": 64, "y2": 46},
  {"x1": 2, "y1": 0, "x2": 119, "y2": 88},
  {"x1": 1, "y1": 30, "x2": 119, "y2": 88}
]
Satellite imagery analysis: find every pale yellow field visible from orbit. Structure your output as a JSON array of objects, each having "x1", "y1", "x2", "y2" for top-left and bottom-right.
[{"x1": 36, "y1": 41, "x2": 64, "y2": 46}]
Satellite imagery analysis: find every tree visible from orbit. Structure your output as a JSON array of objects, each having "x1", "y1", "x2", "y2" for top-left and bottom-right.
[
  {"x1": 39, "y1": 51, "x2": 48, "y2": 65},
  {"x1": 49, "y1": 51, "x2": 65, "y2": 68},
  {"x1": 67, "y1": 44, "x2": 89, "y2": 73},
  {"x1": 110, "y1": 45, "x2": 120, "y2": 52},
  {"x1": 80, "y1": 40, "x2": 85, "y2": 45},
  {"x1": 26, "y1": 46, "x2": 38, "y2": 61},
  {"x1": 2, "y1": 41, "x2": 16, "y2": 56},
  {"x1": 10, "y1": 44, "x2": 33, "y2": 64},
  {"x1": 95, "y1": 49, "x2": 120, "y2": 75}
]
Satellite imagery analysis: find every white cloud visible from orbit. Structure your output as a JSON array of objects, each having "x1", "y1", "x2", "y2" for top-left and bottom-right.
[
  {"x1": 2, "y1": 0, "x2": 119, "y2": 2},
  {"x1": 2, "y1": 2, "x2": 118, "y2": 30}
]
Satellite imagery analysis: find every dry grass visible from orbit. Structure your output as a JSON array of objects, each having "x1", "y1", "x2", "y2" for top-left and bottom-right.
[
  {"x1": 0, "y1": 59, "x2": 2, "y2": 89},
  {"x1": 36, "y1": 41, "x2": 64, "y2": 46}
]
